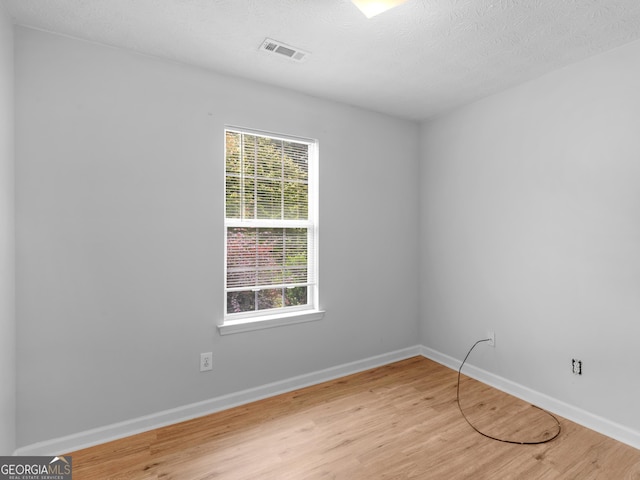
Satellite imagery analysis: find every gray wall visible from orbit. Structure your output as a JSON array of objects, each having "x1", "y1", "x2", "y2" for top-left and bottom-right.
[
  {"x1": 15, "y1": 27, "x2": 420, "y2": 447},
  {"x1": 420, "y1": 39, "x2": 640, "y2": 432},
  {"x1": 0, "y1": 1, "x2": 16, "y2": 456},
  {"x1": 16, "y1": 12, "x2": 640, "y2": 450}
]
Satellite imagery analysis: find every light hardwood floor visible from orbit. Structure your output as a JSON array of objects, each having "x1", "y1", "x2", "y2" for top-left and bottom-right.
[{"x1": 68, "y1": 357, "x2": 640, "y2": 479}]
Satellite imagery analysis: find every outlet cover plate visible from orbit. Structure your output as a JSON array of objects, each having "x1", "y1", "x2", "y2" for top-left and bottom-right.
[{"x1": 200, "y1": 352, "x2": 213, "y2": 372}]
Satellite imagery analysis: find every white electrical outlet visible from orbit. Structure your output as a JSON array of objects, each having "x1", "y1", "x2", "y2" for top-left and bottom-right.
[
  {"x1": 487, "y1": 331, "x2": 495, "y2": 347},
  {"x1": 200, "y1": 352, "x2": 213, "y2": 372}
]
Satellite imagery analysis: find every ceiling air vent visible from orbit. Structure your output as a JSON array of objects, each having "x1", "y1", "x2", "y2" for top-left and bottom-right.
[{"x1": 260, "y1": 38, "x2": 310, "y2": 62}]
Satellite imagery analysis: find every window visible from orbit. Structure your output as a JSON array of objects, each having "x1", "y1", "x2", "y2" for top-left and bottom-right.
[{"x1": 221, "y1": 127, "x2": 321, "y2": 334}]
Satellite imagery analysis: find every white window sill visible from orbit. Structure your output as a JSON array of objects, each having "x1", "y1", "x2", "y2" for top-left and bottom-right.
[{"x1": 218, "y1": 309, "x2": 325, "y2": 335}]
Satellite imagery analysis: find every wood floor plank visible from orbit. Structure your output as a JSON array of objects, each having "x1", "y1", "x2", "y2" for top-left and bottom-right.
[{"x1": 68, "y1": 357, "x2": 640, "y2": 479}]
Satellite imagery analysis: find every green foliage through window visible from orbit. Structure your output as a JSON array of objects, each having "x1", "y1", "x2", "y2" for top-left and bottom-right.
[{"x1": 225, "y1": 132, "x2": 309, "y2": 221}]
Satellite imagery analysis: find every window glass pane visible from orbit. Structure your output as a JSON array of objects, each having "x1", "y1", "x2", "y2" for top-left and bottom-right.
[
  {"x1": 227, "y1": 227, "x2": 308, "y2": 289},
  {"x1": 285, "y1": 286, "x2": 307, "y2": 307},
  {"x1": 257, "y1": 288, "x2": 284, "y2": 311},
  {"x1": 283, "y1": 141, "x2": 308, "y2": 220},
  {"x1": 256, "y1": 137, "x2": 282, "y2": 179},
  {"x1": 255, "y1": 228, "x2": 284, "y2": 286},
  {"x1": 227, "y1": 131, "x2": 309, "y2": 222},
  {"x1": 225, "y1": 132, "x2": 241, "y2": 174},
  {"x1": 284, "y1": 228, "x2": 308, "y2": 284},
  {"x1": 241, "y1": 178, "x2": 255, "y2": 219},
  {"x1": 283, "y1": 141, "x2": 308, "y2": 182},
  {"x1": 225, "y1": 175, "x2": 241, "y2": 218},
  {"x1": 225, "y1": 131, "x2": 242, "y2": 219},
  {"x1": 283, "y1": 181, "x2": 308, "y2": 220},
  {"x1": 227, "y1": 228, "x2": 257, "y2": 289},
  {"x1": 256, "y1": 179, "x2": 282, "y2": 219},
  {"x1": 242, "y1": 135, "x2": 257, "y2": 177},
  {"x1": 227, "y1": 291, "x2": 255, "y2": 314}
]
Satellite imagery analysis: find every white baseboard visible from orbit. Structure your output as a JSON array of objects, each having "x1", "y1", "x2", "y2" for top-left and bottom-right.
[
  {"x1": 420, "y1": 345, "x2": 640, "y2": 451},
  {"x1": 14, "y1": 344, "x2": 640, "y2": 456},
  {"x1": 14, "y1": 345, "x2": 422, "y2": 456}
]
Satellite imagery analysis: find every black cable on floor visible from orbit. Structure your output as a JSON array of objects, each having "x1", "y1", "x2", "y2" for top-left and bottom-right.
[{"x1": 456, "y1": 339, "x2": 561, "y2": 445}]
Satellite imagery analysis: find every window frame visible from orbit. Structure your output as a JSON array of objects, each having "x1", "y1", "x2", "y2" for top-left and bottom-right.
[{"x1": 219, "y1": 126, "x2": 323, "y2": 335}]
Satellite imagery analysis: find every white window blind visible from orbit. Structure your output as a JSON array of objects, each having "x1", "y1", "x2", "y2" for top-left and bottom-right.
[{"x1": 224, "y1": 128, "x2": 318, "y2": 320}]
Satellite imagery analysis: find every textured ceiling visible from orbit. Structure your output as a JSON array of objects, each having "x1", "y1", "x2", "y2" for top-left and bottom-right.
[{"x1": 5, "y1": 0, "x2": 640, "y2": 120}]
